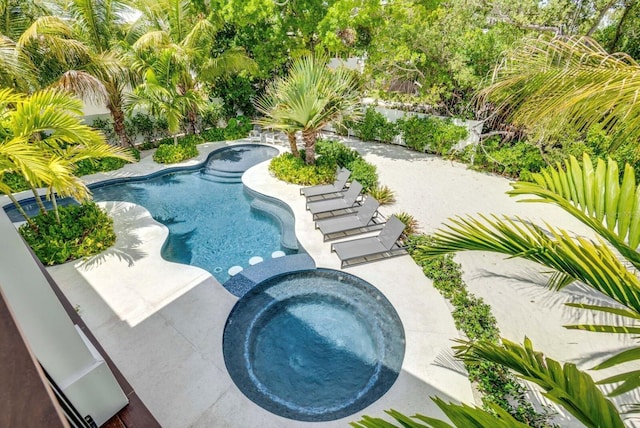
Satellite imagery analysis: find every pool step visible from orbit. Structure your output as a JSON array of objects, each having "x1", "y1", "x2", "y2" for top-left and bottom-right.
[
  {"x1": 224, "y1": 254, "x2": 316, "y2": 297},
  {"x1": 250, "y1": 198, "x2": 298, "y2": 250},
  {"x1": 200, "y1": 169, "x2": 243, "y2": 183}
]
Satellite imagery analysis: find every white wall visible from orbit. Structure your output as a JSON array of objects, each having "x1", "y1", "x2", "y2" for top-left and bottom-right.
[{"x1": 0, "y1": 210, "x2": 128, "y2": 425}]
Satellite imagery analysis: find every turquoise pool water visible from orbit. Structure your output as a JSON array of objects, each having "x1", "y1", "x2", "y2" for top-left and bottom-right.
[{"x1": 90, "y1": 145, "x2": 295, "y2": 283}]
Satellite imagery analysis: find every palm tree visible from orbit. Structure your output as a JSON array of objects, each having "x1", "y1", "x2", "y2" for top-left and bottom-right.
[
  {"x1": 353, "y1": 153, "x2": 639, "y2": 426},
  {"x1": 254, "y1": 77, "x2": 301, "y2": 157},
  {"x1": 254, "y1": 54, "x2": 362, "y2": 165},
  {"x1": 0, "y1": 88, "x2": 132, "y2": 224},
  {"x1": 131, "y1": 0, "x2": 257, "y2": 133},
  {"x1": 479, "y1": 36, "x2": 640, "y2": 148}
]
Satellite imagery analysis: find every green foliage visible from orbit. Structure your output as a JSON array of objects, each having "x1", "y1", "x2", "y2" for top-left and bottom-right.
[
  {"x1": 398, "y1": 116, "x2": 468, "y2": 155},
  {"x1": 153, "y1": 138, "x2": 200, "y2": 164},
  {"x1": 456, "y1": 139, "x2": 547, "y2": 181},
  {"x1": 1, "y1": 172, "x2": 30, "y2": 193},
  {"x1": 74, "y1": 149, "x2": 140, "y2": 176},
  {"x1": 345, "y1": 158, "x2": 378, "y2": 192},
  {"x1": 201, "y1": 127, "x2": 226, "y2": 142},
  {"x1": 272, "y1": 140, "x2": 381, "y2": 191},
  {"x1": 369, "y1": 185, "x2": 395, "y2": 205},
  {"x1": 355, "y1": 107, "x2": 398, "y2": 143},
  {"x1": 92, "y1": 117, "x2": 117, "y2": 144},
  {"x1": 269, "y1": 152, "x2": 336, "y2": 185},
  {"x1": 19, "y1": 202, "x2": 116, "y2": 266},
  {"x1": 212, "y1": 75, "x2": 257, "y2": 118},
  {"x1": 316, "y1": 139, "x2": 360, "y2": 165},
  {"x1": 393, "y1": 212, "x2": 420, "y2": 235},
  {"x1": 223, "y1": 115, "x2": 253, "y2": 140},
  {"x1": 407, "y1": 235, "x2": 552, "y2": 426}
]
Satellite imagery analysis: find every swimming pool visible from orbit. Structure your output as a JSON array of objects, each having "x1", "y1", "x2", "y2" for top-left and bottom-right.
[
  {"x1": 223, "y1": 269, "x2": 405, "y2": 421},
  {"x1": 88, "y1": 145, "x2": 295, "y2": 283}
]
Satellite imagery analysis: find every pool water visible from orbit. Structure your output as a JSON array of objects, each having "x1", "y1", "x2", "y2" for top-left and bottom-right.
[
  {"x1": 223, "y1": 270, "x2": 405, "y2": 421},
  {"x1": 90, "y1": 145, "x2": 293, "y2": 283}
]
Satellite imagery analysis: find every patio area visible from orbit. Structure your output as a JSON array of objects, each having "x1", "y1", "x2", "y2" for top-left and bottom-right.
[{"x1": 46, "y1": 138, "x2": 640, "y2": 427}]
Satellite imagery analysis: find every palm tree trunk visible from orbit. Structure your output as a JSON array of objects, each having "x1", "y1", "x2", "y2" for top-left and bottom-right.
[
  {"x1": 287, "y1": 132, "x2": 299, "y2": 157},
  {"x1": 50, "y1": 191, "x2": 60, "y2": 224},
  {"x1": 187, "y1": 108, "x2": 198, "y2": 134},
  {"x1": 302, "y1": 129, "x2": 317, "y2": 165},
  {"x1": 30, "y1": 186, "x2": 48, "y2": 215},
  {"x1": 6, "y1": 192, "x2": 37, "y2": 230},
  {"x1": 107, "y1": 95, "x2": 133, "y2": 148}
]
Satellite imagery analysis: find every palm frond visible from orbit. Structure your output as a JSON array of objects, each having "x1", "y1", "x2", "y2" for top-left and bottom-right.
[
  {"x1": 480, "y1": 36, "x2": 640, "y2": 144},
  {"x1": 420, "y1": 214, "x2": 640, "y2": 314},
  {"x1": 456, "y1": 337, "x2": 625, "y2": 428},
  {"x1": 49, "y1": 70, "x2": 108, "y2": 104},
  {"x1": 509, "y1": 154, "x2": 640, "y2": 268}
]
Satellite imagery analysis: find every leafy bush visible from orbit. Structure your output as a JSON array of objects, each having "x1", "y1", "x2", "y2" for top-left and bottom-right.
[
  {"x1": 223, "y1": 116, "x2": 253, "y2": 140},
  {"x1": 19, "y1": 202, "x2": 116, "y2": 265},
  {"x1": 201, "y1": 127, "x2": 226, "y2": 142},
  {"x1": 347, "y1": 158, "x2": 378, "y2": 191},
  {"x1": 316, "y1": 140, "x2": 360, "y2": 166},
  {"x1": 75, "y1": 149, "x2": 140, "y2": 176},
  {"x1": 356, "y1": 107, "x2": 393, "y2": 142},
  {"x1": 92, "y1": 117, "x2": 117, "y2": 144},
  {"x1": 269, "y1": 153, "x2": 336, "y2": 185},
  {"x1": 407, "y1": 234, "x2": 553, "y2": 426},
  {"x1": 397, "y1": 116, "x2": 468, "y2": 155},
  {"x1": 368, "y1": 185, "x2": 395, "y2": 205},
  {"x1": 1, "y1": 172, "x2": 30, "y2": 193},
  {"x1": 127, "y1": 113, "x2": 156, "y2": 141},
  {"x1": 153, "y1": 139, "x2": 199, "y2": 164}
]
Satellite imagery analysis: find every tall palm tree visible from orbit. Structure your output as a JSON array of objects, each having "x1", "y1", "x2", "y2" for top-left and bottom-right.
[
  {"x1": 131, "y1": 0, "x2": 257, "y2": 133},
  {"x1": 480, "y1": 36, "x2": 640, "y2": 148},
  {"x1": 254, "y1": 54, "x2": 362, "y2": 165},
  {"x1": 0, "y1": 88, "x2": 132, "y2": 224},
  {"x1": 126, "y1": 45, "x2": 206, "y2": 144}
]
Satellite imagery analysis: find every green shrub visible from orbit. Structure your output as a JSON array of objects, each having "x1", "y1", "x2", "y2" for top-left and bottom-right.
[
  {"x1": 92, "y1": 117, "x2": 117, "y2": 144},
  {"x1": 398, "y1": 116, "x2": 467, "y2": 154},
  {"x1": 153, "y1": 139, "x2": 199, "y2": 164},
  {"x1": 223, "y1": 115, "x2": 253, "y2": 140},
  {"x1": 356, "y1": 107, "x2": 390, "y2": 142},
  {"x1": 201, "y1": 127, "x2": 226, "y2": 142},
  {"x1": 369, "y1": 185, "x2": 395, "y2": 205},
  {"x1": 75, "y1": 149, "x2": 139, "y2": 176},
  {"x1": 1, "y1": 172, "x2": 30, "y2": 194},
  {"x1": 316, "y1": 140, "x2": 361, "y2": 166},
  {"x1": 127, "y1": 113, "x2": 156, "y2": 141},
  {"x1": 19, "y1": 202, "x2": 116, "y2": 265},
  {"x1": 407, "y1": 234, "x2": 552, "y2": 426},
  {"x1": 269, "y1": 153, "x2": 336, "y2": 185},
  {"x1": 347, "y1": 157, "x2": 378, "y2": 192}
]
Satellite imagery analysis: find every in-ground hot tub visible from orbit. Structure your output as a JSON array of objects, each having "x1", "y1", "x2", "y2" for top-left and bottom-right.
[{"x1": 223, "y1": 269, "x2": 405, "y2": 422}]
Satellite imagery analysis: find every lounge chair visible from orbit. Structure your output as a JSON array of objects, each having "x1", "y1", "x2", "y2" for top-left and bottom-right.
[
  {"x1": 307, "y1": 181, "x2": 363, "y2": 220},
  {"x1": 331, "y1": 215, "x2": 407, "y2": 268},
  {"x1": 300, "y1": 167, "x2": 351, "y2": 198},
  {"x1": 315, "y1": 197, "x2": 383, "y2": 241}
]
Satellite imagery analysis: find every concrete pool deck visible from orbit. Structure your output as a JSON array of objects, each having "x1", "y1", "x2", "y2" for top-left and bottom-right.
[{"x1": 43, "y1": 138, "x2": 640, "y2": 426}]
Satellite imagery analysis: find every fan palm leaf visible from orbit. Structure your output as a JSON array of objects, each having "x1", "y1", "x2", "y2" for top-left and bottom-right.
[{"x1": 480, "y1": 36, "x2": 640, "y2": 146}]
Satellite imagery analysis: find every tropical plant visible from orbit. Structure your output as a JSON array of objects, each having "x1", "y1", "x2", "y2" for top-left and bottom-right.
[
  {"x1": 381, "y1": 153, "x2": 640, "y2": 425},
  {"x1": 132, "y1": 0, "x2": 257, "y2": 132},
  {"x1": 369, "y1": 185, "x2": 396, "y2": 205},
  {"x1": 394, "y1": 212, "x2": 419, "y2": 235},
  {"x1": 480, "y1": 36, "x2": 640, "y2": 148},
  {"x1": 0, "y1": 88, "x2": 132, "y2": 226},
  {"x1": 254, "y1": 54, "x2": 362, "y2": 165}
]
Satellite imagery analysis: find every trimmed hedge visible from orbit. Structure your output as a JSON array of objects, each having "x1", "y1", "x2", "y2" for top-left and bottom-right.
[
  {"x1": 20, "y1": 202, "x2": 116, "y2": 265},
  {"x1": 407, "y1": 235, "x2": 554, "y2": 426}
]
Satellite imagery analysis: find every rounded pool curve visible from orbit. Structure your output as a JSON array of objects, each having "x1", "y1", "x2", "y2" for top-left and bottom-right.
[{"x1": 223, "y1": 269, "x2": 405, "y2": 421}]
